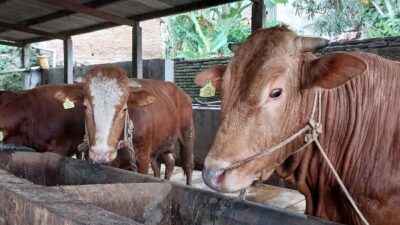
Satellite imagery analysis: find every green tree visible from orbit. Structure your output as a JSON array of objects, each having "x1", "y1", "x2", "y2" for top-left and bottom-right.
[
  {"x1": 0, "y1": 45, "x2": 22, "y2": 91},
  {"x1": 292, "y1": 0, "x2": 400, "y2": 38}
]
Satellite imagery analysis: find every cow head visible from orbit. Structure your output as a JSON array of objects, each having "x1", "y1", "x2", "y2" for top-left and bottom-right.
[
  {"x1": 55, "y1": 67, "x2": 154, "y2": 163},
  {"x1": 82, "y1": 67, "x2": 155, "y2": 163},
  {"x1": 197, "y1": 26, "x2": 367, "y2": 192}
]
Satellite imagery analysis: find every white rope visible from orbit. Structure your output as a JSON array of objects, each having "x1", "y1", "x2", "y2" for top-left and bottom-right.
[
  {"x1": 314, "y1": 139, "x2": 370, "y2": 225},
  {"x1": 222, "y1": 89, "x2": 370, "y2": 225}
]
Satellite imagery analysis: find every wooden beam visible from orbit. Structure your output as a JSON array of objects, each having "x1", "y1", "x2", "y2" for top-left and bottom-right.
[
  {"x1": 63, "y1": 37, "x2": 73, "y2": 84},
  {"x1": 131, "y1": 0, "x2": 238, "y2": 21},
  {"x1": 132, "y1": 22, "x2": 142, "y2": 79},
  {"x1": 40, "y1": 0, "x2": 137, "y2": 26},
  {"x1": 0, "y1": 40, "x2": 22, "y2": 47},
  {"x1": 251, "y1": 0, "x2": 265, "y2": 33},
  {"x1": 22, "y1": 0, "x2": 241, "y2": 44},
  {"x1": 0, "y1": 0, "x2": 124, "y2": 34},
  {"x1": 0, "y1": 21, "x2": 66, "y2": 39}
]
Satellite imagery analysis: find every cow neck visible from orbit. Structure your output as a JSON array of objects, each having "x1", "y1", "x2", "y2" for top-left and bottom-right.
[
  {"x1": 77, "y1": 109, "x2": 135, "y2": 161},
  {"x1": 222, "y1": 88, "x2": 370, "y2": 225}
]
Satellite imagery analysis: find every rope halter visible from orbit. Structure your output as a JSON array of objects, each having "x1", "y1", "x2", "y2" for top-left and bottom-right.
[
  {"x1": 77, "y1": 109, "x2": 137, "y2": 171},
  {"x1": 223, "y1": 89, "x2": 323, "y2": 172},
  {"x1": 220, "y1": 88, "x2": 370, "y2": 225}
]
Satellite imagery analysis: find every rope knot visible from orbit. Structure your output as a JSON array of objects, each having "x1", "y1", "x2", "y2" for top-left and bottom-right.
[
  {"x1": 77, "y1": 134, "x2": 89, "y2": 160},
  {"x1": 305, "y1": 119, "x2": 323, "y2": 143}
]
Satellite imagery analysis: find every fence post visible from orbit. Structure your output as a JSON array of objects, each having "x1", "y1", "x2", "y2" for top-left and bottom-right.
[
  {"x1": 132, "y1": 21, "x2": 143, "y2": 79},
  {"x1": 64, "y1": 37, "x2": 73, "y2": 84},
  {"x1": 21, "y1": 44, "x2": 30, "y2": 89}
]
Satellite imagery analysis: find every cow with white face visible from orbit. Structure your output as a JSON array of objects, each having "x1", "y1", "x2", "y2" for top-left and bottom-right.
[
  {"x1": 83, "y1": 67, "x2": 137, "y2": 162},
  {"x1": 69, "y1": 66, "x2": 194, "y2": 185}
]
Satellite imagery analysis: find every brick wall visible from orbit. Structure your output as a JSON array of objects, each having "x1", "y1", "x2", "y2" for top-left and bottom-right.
[
  {"x1": 174, "y1": 36, "x2": 400, "y2": 101},
  {"x1": 37, "y1": 19, "x2": 163, "y2": 66},
  {"x1": 319, "y1": 37, "x2": 400, "y2": 60},
  {"x1": 174, "y1": 57, "x2": 231, "y2": 102}
]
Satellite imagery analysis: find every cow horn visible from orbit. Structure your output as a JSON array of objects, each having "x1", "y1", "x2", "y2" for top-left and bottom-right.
[
  {"x1": 228, "y1": 42, "x2": 241, "y2": 53},
  {"x1": 294, "y1": 36, "x2": 330, "y2": 52}
]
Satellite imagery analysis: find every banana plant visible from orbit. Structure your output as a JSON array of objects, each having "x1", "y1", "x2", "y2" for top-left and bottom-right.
[{"x1": 164, "y1": 1, "x2": 251, "y2": 58}]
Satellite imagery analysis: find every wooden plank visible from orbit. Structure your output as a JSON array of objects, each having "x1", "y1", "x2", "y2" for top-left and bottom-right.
[
  {"x1": 40, "y1": 0, "x2": 137, "y2": 26},
  {"x1": 132, "y1": 22, "x2": 142, "y2": 79},
  {"x1": 132, "y1": 0, "x2": 171, "y2": 10},
  {"x1": 251, "y1": 0, "x2": 265, "y2": 33},
  {"x1": 63, "y1": 37, "x2": 73, "y2": 84},
  {"x1": 0, "y1": 0, "x2": 125, "y2": 34},
  {"x1": 0, "y1": 21, "x2": 66, "y2": 39}
]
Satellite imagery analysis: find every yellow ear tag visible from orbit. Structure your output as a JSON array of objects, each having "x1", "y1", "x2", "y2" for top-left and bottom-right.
[
  {"x1": 0, "y1": 131, "x2": 3, "y2": 142},
  {"x1": 199, "y1": 80, "x2": 216, "y2": 97},
  {"x1": 63, "y1": 98, "x2": 75, "y2": 109}
]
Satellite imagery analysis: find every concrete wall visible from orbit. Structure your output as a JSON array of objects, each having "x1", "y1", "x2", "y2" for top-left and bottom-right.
[
  {"x1": 192, "y1": 106, "x2": 221, "y2": 170},
  {"x1": 41, "y1": 58, "x2": 173, "y2": 84}
]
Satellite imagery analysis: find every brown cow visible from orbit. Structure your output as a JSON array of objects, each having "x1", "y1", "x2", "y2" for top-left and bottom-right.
[
  {"x1": 0, "y1": 84, "x2": 85, "y2": 156},
  {"x1": 0, "y1": 85, "x2": 160, "y2": 172},
  {"x1": 197, "y1": 25, "x2": 400, "y2": 225},
  {"x1": 57, "y1": 67, "x2": 194, "y2": 185}
]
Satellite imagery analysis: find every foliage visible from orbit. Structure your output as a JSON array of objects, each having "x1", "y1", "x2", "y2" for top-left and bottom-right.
[
  {"x1": 164, "y1": 1, "x2": 252, "y2": 58},
  {"x1": 292, "y1": 0, "x2": 400, "y2": 38},
  {"x1": 362, "y1": 0, "x2": 400, "y2": 37},
  {"x1": 0, "y1": 45, "x2": 22, "y2": 91},
  {"x1": 292, "y1": 0, "x2": 365, "y2": 37}
]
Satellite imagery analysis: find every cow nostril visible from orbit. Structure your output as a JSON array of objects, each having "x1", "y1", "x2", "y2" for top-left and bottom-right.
[{"x1": 202, "y1": 168, "x2": 225, "y2": 190}]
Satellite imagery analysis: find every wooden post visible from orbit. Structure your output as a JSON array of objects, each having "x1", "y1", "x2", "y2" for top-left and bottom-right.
[
  {"x1": 21, "y1": 44, "x2": 30, "y2": 89},
  {"x1": 251, "y1": 0, "x2": 266, "y2": 33},
  {"x1": 132, "y1": 21, "x2": 142, "y2": 79},
  {"x1": 63, "y1": 37, "x2": 73, "y2": 83}
]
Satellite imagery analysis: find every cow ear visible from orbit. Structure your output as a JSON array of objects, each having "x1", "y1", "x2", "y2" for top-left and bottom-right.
[
  {"x1": 54, "y1": 88, "x2": 82, "y2": 105},
  {"x1": 194, "y1": 65, "x2": 226, "y2": 92},
  {"x1": 301, "y1": 52, "x2": 367, "y2": 89},
  {"x1": 130, "y1": 90, "x2": 155, "y2": 107}
]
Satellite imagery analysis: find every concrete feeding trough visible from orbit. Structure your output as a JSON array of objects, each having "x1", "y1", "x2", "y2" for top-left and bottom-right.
[{"x1": 0, "y1": 152, "x2": 341, "y2": 225}]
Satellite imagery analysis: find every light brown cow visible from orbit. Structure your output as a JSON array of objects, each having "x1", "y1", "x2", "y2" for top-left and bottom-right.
[
  {"x1": 196, "y1": 25, "x2": 400, "y2": 225},
  {"x1": 58, "y1": 67, "x2": 194, "y2": 185}
]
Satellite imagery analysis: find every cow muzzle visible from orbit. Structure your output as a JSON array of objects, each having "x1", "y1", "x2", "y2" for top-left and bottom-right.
[
  {"x1": 89, "y1": 150, "x2": 117, "y2": 163},
  {"x1": 202, "y1": 158, "x2": 254, "y2": 192},
  {"x1": 202, "y1": 167, "x2": 224, "y2": 191}
]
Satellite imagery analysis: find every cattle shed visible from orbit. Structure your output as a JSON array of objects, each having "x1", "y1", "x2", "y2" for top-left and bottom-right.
[{"x1": 0, "y1": 0, "x2": 267, "y2": 84}]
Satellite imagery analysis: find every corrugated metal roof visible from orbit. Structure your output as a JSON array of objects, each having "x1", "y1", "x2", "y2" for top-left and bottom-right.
[{"x1": 0, "y1": 0, "x2": 238, "y2": 46}]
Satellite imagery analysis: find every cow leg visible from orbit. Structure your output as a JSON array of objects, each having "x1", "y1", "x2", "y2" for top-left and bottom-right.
[
  {"x1": 151, "y1": 157, "x2": 161, "y2": 178},
  {"x1": 136, "y1": 146, "x2": 151, "y2": 175},
  {"x1": 163, "y1": 152, "x2": 175, "y2": 180},
  {"x1": 180, "y1": 124, "x2": 194, "y2": 185}
]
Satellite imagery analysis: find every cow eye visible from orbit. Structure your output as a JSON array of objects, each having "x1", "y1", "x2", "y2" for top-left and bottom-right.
[
  {"x1": 123, "y1": 108, "x2": 127, "y2": 112},
  {"x1": 269, "y1": 88, "x2": 282, "y2": 99}
]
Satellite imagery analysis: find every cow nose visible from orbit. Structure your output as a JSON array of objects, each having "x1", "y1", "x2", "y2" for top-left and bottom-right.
[
  {"x1": 202, "y1": 158, "x2": 231, "y2": 191},
  {"x1": 89, "y1": 151, "x2": 112, "y2": 163},
  {"x1": 202, "y1": 167, "x2": 224, "y2": 191}
]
